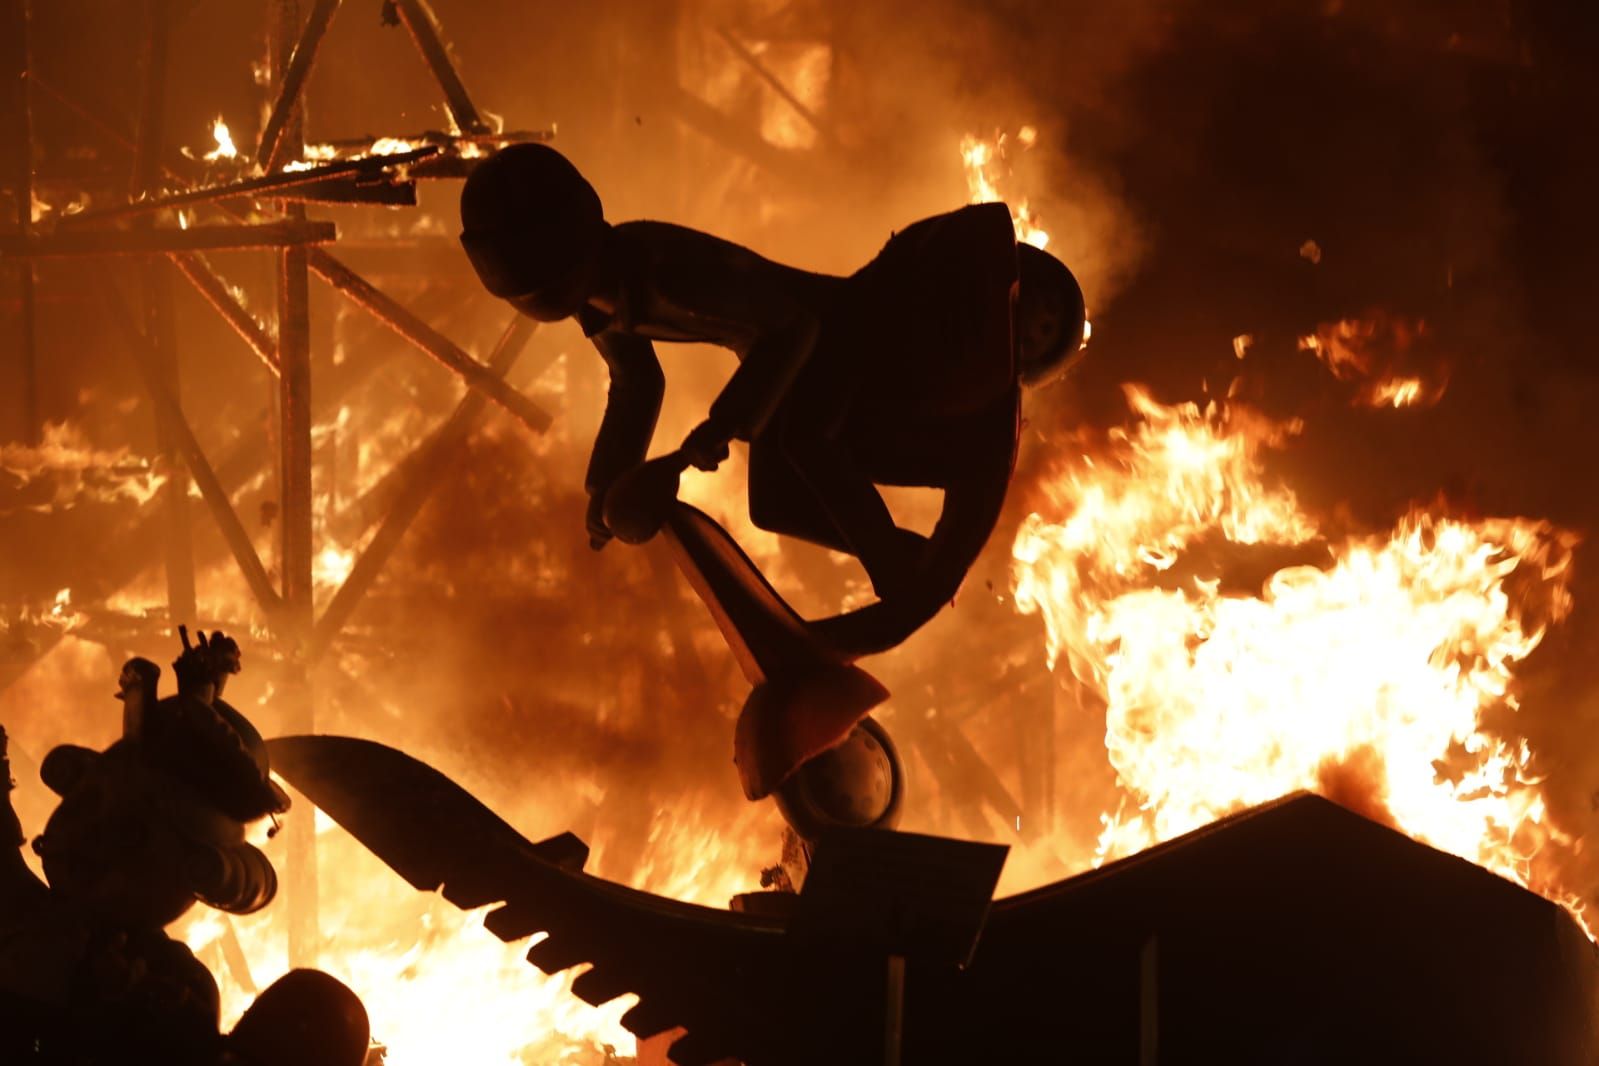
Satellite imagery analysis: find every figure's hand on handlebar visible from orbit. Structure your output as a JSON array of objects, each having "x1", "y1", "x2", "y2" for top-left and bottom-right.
[{"x1": 680, "y1": 418, "x2": 732, "y2": 472}]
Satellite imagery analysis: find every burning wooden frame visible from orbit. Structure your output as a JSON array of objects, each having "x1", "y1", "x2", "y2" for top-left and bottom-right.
[{"x1": 0, "y1": 0, "x2": 551, "y2": 970}]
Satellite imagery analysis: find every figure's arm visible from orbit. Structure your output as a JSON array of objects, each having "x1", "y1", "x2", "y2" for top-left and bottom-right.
[{"x1": 585, "y1": 329, "x2": 665, "y2": 545}]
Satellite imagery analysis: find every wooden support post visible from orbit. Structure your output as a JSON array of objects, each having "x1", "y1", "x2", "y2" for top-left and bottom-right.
[
  {"x1": 270, "y1": 0, "x2": 319, "y2": 970},
  {"x1": 130, "y1": 0, "x2": 197, "y2": 625},
  {"x1": 390, "y1": 0, "x2": 490, "y2": 133},
  {"x1": 278, "y1": 248, "x2": 318, "y2": 968},
  {"x1": 308, "y1": 314, "x2": 534, "y2": 662}
]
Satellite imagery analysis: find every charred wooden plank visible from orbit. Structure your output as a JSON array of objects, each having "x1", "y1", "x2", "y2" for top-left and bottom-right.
[{"x1": 63, "y1": 148, "x2": 435, "y2": 224}]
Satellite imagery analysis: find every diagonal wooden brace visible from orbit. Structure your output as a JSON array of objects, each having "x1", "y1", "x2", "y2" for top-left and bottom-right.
[
  {"x1": 305, "y1": 247, "x2": 551, "y2": 433},
  {"x1": 101, "y1": 285, "x2": 287, "y2": 629}
]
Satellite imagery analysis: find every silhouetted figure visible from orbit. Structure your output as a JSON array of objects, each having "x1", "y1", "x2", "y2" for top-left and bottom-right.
[
  {"x1": 460, "y1": 145, "x2": 1087, "y2": 611},
  {"x1": 0, "y1": 630, "x2": 369, "y2": 1066}
]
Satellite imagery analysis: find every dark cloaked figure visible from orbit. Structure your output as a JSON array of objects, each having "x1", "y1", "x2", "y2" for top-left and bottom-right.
[
  {"x1": 0, "y1": 630, "x2": 369, "y2": 1066},
  {"x1": 459, "y1": 144, "x2": 1087, "y2": 622}
]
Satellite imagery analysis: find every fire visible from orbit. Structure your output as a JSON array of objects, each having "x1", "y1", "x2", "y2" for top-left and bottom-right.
[
  {"x1": 1299, "y1": 313, "x2": 1449, "y2": 408},
  {"x1": 313, "y1": 545, "x2": 356, "y2": 589},
  {"x1": 182, "y1": 802, "x2": 767, "y2": 1064},
  {"x1": 1, "y1": 421, "x2": 166, "y2": 510},
  {"x1": 45, "y1": 588, "x2": 84, "y2": 631},
  {"x1": 1011, "y1": 385, "x2": 1583, "y2": 926},
  {"x1": 1368, "y1": 375, "x2": 1426, "y2": 408},
  {"x1": 960, "y1": 129, "x2": 1051, "y2": 250},
  {"x1": 369, "y1": 137, "x2": 423, "y2": 156},
  {"x1": 135, "y1": 350, "x2": 771, "y2": 1061},
  {"x1": 960, "y1": 128, "x2": 1094, "y2": 343},
  {"x1": 204, "y1": 117, "x2": 239, "y2": 161}
]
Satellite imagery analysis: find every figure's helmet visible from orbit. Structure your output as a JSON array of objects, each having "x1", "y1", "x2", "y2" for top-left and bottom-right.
[
  {"x1": 459, "y1": 143, "x2": 608, "y2": 320},
  {"x1": 1014, "y1": 244, "x2": 1088, "y2": 386}
]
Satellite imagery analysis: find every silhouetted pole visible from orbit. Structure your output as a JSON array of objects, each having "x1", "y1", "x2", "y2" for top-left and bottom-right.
[{"x1": 269, "y1": 0, "x2": 320, "y2": 970}]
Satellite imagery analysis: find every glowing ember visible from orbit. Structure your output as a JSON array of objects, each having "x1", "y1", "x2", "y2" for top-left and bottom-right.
[
  {"x1": 204, "y1": 117, "x2": 239, "y2": 161},
  {"x1": 1011, "y1": 385, "x2": 1584, "y2": 927}
]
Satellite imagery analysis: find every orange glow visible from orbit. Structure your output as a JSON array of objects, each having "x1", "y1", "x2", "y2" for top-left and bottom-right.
[{"x1": 1011, "y1": 386, "x2": 1585, "y2": 930}]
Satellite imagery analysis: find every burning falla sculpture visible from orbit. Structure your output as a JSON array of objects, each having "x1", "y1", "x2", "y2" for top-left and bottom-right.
[
  {"x1": 459, "y1": 144, "x2": 1088, "y2": 828},
  {"x1": 0, "y1": 630, "x2": 369, "y2": 1066}
]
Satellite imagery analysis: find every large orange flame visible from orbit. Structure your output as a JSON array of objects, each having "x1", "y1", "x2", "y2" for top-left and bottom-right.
[{"x1": 1011, "y1": 385, "x2": 1584, "y2": 928}]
